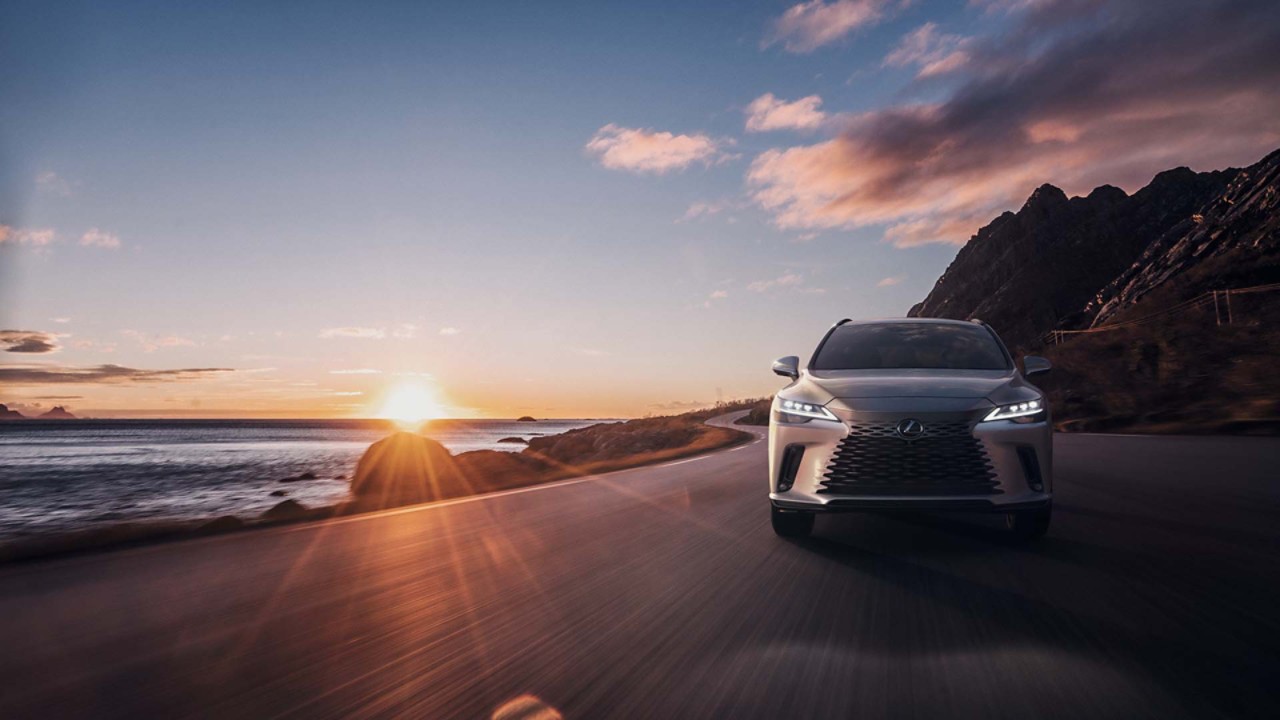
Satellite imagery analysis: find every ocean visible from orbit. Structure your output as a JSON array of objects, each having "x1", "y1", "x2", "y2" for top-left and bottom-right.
[{"x1": 0, "y1": 418, "x2": 605, "y2": 541}]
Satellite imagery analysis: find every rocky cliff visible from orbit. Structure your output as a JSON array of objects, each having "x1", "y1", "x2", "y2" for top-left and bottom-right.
[{"x1": 907, "y1": 155, "x2": 1265, "y2": 349}]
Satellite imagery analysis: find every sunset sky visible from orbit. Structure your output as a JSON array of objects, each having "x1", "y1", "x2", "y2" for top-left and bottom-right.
[{"x1": 2, "y1": 0, "x2": 1278, "y2": 418}]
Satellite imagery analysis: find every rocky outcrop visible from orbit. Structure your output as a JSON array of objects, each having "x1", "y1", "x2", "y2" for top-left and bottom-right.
[
  {"x1": 37, "y1": 406, "x2": 76, "y2": 419},
  {"x1": 909, "y1": 162, "x2": 1240, "y2": 349},
  {"x1": 0, "y1": 404, "x2": 25, "y2": 421},
  {"x1": 1089, "y1": 149, "x2": 1280, "y2": 324}
]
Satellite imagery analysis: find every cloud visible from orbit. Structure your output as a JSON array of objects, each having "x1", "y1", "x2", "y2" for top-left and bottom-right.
[
  {"x1": 51, "y1": 317, "x2": 71, "y2": 324},
  {"x1": 876, "y1": 275, "x2": 905, "y2": 287},
  {"x1": 745, "y1": 94, "x2": 829, "y2": 132},
  {"x1": 749, "y1": 0, "x2": 1280, "y2": 247},
  {"x1": 319, "y1": 327, "x2": 387, "y2": 339},
  {"x1": 0, "y1": 364, "x2": 234, "y2": 385},
  {"x1": 585, "y1": 124, "x2": 731, "y2": 174},
  {"x1": 0, "y1": 330, "x2": 60, "y2": 354},
  {"x1": 650, "y1": 400, "x2": 711, "y2": 411},
  {"x1": 765, "y1": 0, "x2": 892, "y2": 53},
  {"x1": 574, "y1": 348, "x2": 609, "y2": 357},
  {"x1": 0, "y1": 226, "x2": 55, "y2": 247},
  {"x1": 748, "y1": 272, "x2": 805, "y2": 292},
  {"x1": 122, "y1": 330, "x2": 196, "y2": 352},
  {"x1": 329, "y1": 368, "x2": 382, "y2": 375},
  {"x1": 80, "y1": 228, "x2": 121, "y2": 249},
  {"x1": 36, "y1": 171, "x2": 73, "y2": 196},
  {"x1": 680, "y1": 200, "x2": 731, "y2": 222},
  {"x1": 709, "y1": 289, "x2": 729, "y2": 300},
  {"x1": 438, "y1": 327, "x2": 460, "y2": 336},
  {"x1": 883, "y1": 23, "x2": 971, "y2": 78}
]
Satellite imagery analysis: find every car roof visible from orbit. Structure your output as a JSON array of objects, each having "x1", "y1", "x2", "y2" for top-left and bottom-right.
[{"x1": 834, "y1": 317, "x2": 981, "y2": 328}]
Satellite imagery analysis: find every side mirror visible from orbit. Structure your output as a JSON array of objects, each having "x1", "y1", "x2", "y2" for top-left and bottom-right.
[
  {"x1": 1023, "y1": 355, "x2": 1052, "y2": 376},
  {"x1": 772, "y1": 356, "x2": 800, "y2": 380}
]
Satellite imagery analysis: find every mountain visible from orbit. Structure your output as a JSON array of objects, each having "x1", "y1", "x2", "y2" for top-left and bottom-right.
[
  {"x1": 0, "y1": 404, "x2": 25, "y2": 421},
  {"x1": 37, "y1": 406, "x2": 77, "y2": 420},
  {"x1": 910, "y1": 147, "x2": 1280, "y2": 433},
  {"x1": 909, "y1": 164, "x2": 1241, "y2": 350}
]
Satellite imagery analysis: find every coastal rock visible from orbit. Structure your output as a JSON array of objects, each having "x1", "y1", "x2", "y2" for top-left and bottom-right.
[
  {"x1": 351, "y1": 432, "x2": 465, "y2": 507},
  {"x1": 261, "y1": 499, "x2": 308, "y2": 521},
  {"x1": 269, "y1": 490, "x2": 288, "y2": 497},
  {"x1": 497, "y1": 436, "x2": 529, "y2": 444},
  {"x1": 279, "y1": 471, "x2": 319, "y2": 483},
  {"x1": 198, "y1": 516, "x2": 244, "y2": 533},
  {"x1": 524, "y1": 417, "x2": 699, "y2": 464}
]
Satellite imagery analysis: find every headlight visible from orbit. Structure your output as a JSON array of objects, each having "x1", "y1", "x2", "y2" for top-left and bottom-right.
[
  {"x1": 982, "y1": 398, "x2": 1045, "y2": 423},
  {"x1": 774, "y1": 398, "x2": 839, "y2": 423}
]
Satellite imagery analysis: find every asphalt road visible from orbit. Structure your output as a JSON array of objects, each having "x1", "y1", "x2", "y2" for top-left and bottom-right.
[{"x1": 1, "y1": 417, "x2": 1278, "y2": 719}]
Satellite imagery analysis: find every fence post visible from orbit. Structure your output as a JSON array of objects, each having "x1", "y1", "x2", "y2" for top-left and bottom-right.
[
  {"x1": 1225, "y1": 290, "x2": 1234, "y2": 325},
  {"x1": 1213, "y1": 290, "x2": 1221, "y2": 326}
]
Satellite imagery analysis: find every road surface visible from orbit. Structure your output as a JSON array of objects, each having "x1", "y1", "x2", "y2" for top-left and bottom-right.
[{"x1": 1, "y1": 416, "x2": 1278, "y2": 719}]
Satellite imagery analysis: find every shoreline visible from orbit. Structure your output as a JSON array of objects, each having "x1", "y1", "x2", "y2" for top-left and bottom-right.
[{"x1": 0, "y1": 409, "x2": 763, "y2": 565}]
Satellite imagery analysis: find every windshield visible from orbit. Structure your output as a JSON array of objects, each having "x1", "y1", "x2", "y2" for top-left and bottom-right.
[{"x1": 812, "y1": 323, "x2": 1010, "y2": 371}]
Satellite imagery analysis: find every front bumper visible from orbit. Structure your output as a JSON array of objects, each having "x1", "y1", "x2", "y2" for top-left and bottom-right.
[{"x1": 768, "y1": 405, "x2": 1053, "y2": 512}]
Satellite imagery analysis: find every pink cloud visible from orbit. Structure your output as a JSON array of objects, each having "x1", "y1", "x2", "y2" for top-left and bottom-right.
[
  {"x1": 80, "y1": 228, "x2": 121, "y2": 249},
  {"x1": 765, "y1": 0, "x2": 892, "y2": 53},
  {"x1": 585, "y1": 124, "x2": 730, "y2": 174},
  {"x1": 749, "y1": 0, "x2": 1280, "y2": 247},
  {"x1": 745, "y1": 94, "x2": 828, "y2": 132}
]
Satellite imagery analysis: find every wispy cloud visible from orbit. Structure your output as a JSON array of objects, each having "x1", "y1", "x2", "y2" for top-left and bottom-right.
[
  {"x1": 122, "y1": 330, "x2": 196, "y2": 352},
  {"x1": 586, "y1": 124, "x2": 731, "y2": 174},
  {"x1": 80, "y1": 228, "x2": 122, "y2": 249},
  {"x1": 0, "y1": 364, "x2": 234, "y2": 385},
  {"x1": 0, "y1": 330, "x2": 61, "y2": 354},
  {"x1": 748, "y1": 272, "x2": 805, "y2": 292},
  {"x1": 35, "y1": 171, "x2": 73, "y2": 196},
  {"x1": 319, "y1": 326, "x2": 387, "y2": 339},
  {"x1": 749, "y1": 0, "x2": 1280, "y2": 247},
  {"x1": 745, "y1": 94, "x2": 828, "y2": 132},
  {"x1": 438, "y1": 327, "x2": 460, "y2": 336},
  {"x1": 329, "y1": 368, "x2": 382, "y2": 375},
  {"x1": 765, "y1": 0, "x2": 892, "y2": 53},
  {"x1": 883, "y1": 22, "x2": 971, "y2": 78},
  {"x1": 574, "y1": 348, "x2": 609, "y2": 357},
  {"x1": 876, "y1": 275, "x2": 905, "y2": 287},
  {"x1": 0, "y1": 226, "x2": 55, "y2": 247}
]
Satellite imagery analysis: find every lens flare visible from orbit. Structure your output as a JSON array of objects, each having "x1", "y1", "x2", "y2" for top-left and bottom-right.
[{"x1": 377, "y1": 381, "x2": 449, "y2": 428}]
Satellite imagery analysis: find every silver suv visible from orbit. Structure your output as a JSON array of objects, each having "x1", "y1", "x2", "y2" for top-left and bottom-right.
[{"x1": 768, "y1": 318, "x2": 1053, "y2": 541}]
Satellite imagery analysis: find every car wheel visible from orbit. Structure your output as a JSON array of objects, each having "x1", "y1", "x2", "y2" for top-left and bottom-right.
[
  {"x1": 771, "y1": 506, "x2": 814, "y2": 538},
  {"x1": 1005, "y1": 504, "x2": 1051, "y2": 541}
]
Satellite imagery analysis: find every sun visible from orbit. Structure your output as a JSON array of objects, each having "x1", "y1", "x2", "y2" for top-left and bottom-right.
[{"x1": 376, "y1": 381, "x2": 449, "y2": 427}]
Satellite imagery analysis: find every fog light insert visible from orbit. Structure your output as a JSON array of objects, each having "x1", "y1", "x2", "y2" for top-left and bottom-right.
[
  {"x1": 778, "y1": 444, "x2": 805, "y2": 492},
  {"x1": 1016, "y1": 446, "x2": 1044, "y2": 491}
]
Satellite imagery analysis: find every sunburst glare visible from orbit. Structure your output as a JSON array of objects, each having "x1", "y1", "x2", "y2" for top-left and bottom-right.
[{"x1": 376, "y1": 380, "x2": 450, "y2": 428}]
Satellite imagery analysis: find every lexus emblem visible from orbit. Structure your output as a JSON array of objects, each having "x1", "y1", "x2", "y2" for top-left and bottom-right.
[{"x1": 895, "y1": 418, "x2": 925, "y2": 440}]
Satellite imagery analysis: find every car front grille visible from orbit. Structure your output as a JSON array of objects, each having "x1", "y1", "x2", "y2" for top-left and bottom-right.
[{"x1": 819, "y1": 420, "x2": 1000, "y2": 496}]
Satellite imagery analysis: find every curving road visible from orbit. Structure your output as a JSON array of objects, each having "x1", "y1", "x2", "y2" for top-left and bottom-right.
[{"x1": 1, "y1": 415, "x2": 1278, "y2": 719}]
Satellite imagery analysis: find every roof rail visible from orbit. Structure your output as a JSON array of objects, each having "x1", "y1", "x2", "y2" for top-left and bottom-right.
[{"x1": 834, "y1": 318, "x2": 852, "y2": 327}]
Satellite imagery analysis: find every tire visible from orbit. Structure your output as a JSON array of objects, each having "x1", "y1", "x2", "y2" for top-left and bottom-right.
[
  {"x1": 1005, "y1": 504, "x2": 1051, "y2": 542},
  {"x1": 771, "y1": 505, "x2": 815, "y2": 538}
]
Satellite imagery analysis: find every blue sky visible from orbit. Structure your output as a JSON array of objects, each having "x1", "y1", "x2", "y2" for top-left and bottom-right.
[{"x1": 2, "y1": 0, "x2": 1278, "y2": 417}]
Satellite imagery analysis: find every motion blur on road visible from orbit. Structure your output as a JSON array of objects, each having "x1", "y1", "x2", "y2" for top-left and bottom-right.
[{"x1": 1, "y1": 415, "x2": 1278, "y2": 719}]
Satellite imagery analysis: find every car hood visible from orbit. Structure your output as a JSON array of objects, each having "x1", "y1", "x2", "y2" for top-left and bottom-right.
[{"x1": 808, "y1": 369, "x2": 1013, "y2": 399}]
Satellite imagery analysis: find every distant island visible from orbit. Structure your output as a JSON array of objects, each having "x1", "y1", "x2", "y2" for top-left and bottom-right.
[
  {"x1": 516, "y1": 415, "x2": 537, "y2": 422},
  {"x1": 0, "y1": 404, "x2": 78, "y2": 420}
]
